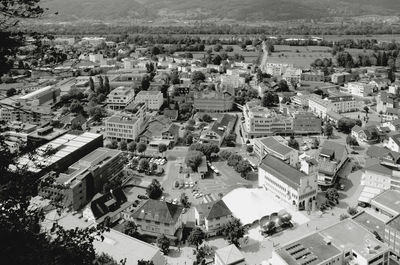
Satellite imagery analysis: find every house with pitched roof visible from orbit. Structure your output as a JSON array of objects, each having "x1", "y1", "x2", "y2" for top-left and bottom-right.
[
  {"x1": 194, "y1": 200, "x2": 232, "y2": 235},
  {"x1": 385, "y1": 134, "x2": 400, "y2": 153},
  {"x1": 200, "y1": 114, "x2": 237, "y2": 147},
  {"x1": 351, "y1": 125, "x2": 379, "y2": 144},
  {"x1": 254, "y1": 136, "x2": 298, "y2": 167},
  {"x1": 83, "y1": 188, "x2": 134, "y2": 225},
  {"x1": 382, "y1": 119, "x2": 400, "y2": 132},
  {"x1": 258, "y1": 154, "x2": 318, "y2": 211},
  {"x1": 215, "y1": 244, "x2": 246, "y2": 265},
  {"x1": 130, "y1": 199, "x2": 183, "y2": 239},
  {"x1": 317, "y1": 141, "x2": 348, "y2": 187},
  {"x1": 138, "y1": 116, "x2": 179, "y2": 147}
]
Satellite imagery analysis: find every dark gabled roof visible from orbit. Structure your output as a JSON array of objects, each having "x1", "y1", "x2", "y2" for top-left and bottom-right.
[
  {"x1": 367, "y1": 146, "x2": 391, "y2": 158},
  {"x1": 319, "y1": 141, "x2": 347, "y2": 162},
  {"x1": 196, "y1": 200, "x2": 231, "y2": 220},
  {"x1": 259, "y1": 154, "x2": 306, "y2": 189},
  {"x1": 132, "y1": 199, "x2": 183, "y2": 224},
  {"x1": 90, "y1": 187, "x2": 128, "y2": 220}
]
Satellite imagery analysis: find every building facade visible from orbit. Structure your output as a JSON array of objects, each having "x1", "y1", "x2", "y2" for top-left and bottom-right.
[
  {"x1": 193, "y1": 91, "x2": 234, "y2": 113},
  {"x1": 105, "y1": 113, "x2": 143, "y2": 142},
  {"x1": 106, "y1": 86, "x2": 135, "y2": 110},
  {"x1": 135, "y1": 91, "x2": 164, "y2": 110}
]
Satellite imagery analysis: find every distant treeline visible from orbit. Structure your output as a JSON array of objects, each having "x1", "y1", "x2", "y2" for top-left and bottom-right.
[{"x1": 28, "y1": 21, "x2": 400, "y2": 37}]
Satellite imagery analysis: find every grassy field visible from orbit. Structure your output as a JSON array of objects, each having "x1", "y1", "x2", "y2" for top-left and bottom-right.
[{"x1": 190, "y1": 45, "x2": 261, "y2": 63}]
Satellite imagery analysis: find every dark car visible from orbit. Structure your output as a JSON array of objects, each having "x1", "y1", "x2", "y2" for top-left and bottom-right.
[
  {"x1": 351, "y1": 151, "x2": 359, "y2": 155},
  {"x1": 138, "y1": 195, "x2": 148, "y2": 200}
]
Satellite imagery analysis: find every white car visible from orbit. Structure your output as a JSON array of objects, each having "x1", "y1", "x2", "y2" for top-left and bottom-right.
[
  {"x1": 185, "y1": 182, "x2": 189, "y2": 189},
  {"x1": 189, "y1": 182, "x2": 194, "y2": 188},
  {"x1": 172, "y1": 198, "x2": 178, "y2": 204},
  {"x1": 160, "y1": 196, "x2": 165, "y2": 201}
]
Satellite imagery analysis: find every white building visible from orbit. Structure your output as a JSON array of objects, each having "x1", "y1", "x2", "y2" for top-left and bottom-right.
[
  {"x1": 258, "y1": 154, "x2": 317, "y2": 211},
  {"x1": 243, "y1": 102, "x2": 292, "y2": 139},
  {"x1": 254, "y1": 136, "x2": 298, "y2": 167},
  {"x1": 106, "y1": 86, "x2": 135, "y2": 110},
  {"x1": 194, "y1": 200, "x2": 233, "y2": 236},
  {"x1": 345, "y1": 82, "x2": 374, "y2": 97},
  {"x1": 265, "y1": 63, "x2": 293, "y2": 76},
  {"x1": 385, "y1": 134, "x2": 400, "y2": 153},
  {"x1": 105, "y1": 113, "x2": 142, "y2": 142},
  {"x1": 308, "y1": 94, "x2": 359, "y2": 119},
  {"x1": 135, "y1": 90, "x2": 164, "y2": 110}
]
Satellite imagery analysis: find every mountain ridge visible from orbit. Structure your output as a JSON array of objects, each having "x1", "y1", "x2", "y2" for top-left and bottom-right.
[{"x1": 41, "y1": 0, "x2": 400, "y2": 22}]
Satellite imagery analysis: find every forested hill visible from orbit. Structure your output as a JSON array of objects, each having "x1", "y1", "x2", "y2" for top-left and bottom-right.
[{"x1": 42, "y1": 0, "x2": 400, "y2": 22}]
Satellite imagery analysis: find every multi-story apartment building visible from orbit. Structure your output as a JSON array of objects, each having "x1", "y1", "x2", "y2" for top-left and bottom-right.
[
  {"x1": 131, "y1": 199, "x2": 183, "y2": 239},
  {"x1": 269, "y1": 219, "x2": 391, "y2": 265},
  {"x1": 105, "y1": 113, "x2": 143, "y2": 142},
  {"x1": 254, "y1": 136, "x2": 298, "y2": 166},
  {"x1": 17, "y1": 85, "x2": 60, "y2": 107},
  {"x1": 258, "y1": 154, "x2": 317, "y2": 211},
  {"x1": 193, "y1": 90, "x2": 234, "y2": 113},
  {"x1": 39, "y1": 148, "x2": 124, "y2": 210},
  {"x1": 243, "y1": 102, "x2": 292, "y2": 139},
  {"x1": 308, "y1": 94, "x2": 359, "y2": 119},
  {"x1": 106, "y1": 86, "x2": 135, "y2": 110},
  {"x1": 345, "y1": 82, "x2": 374, "y2": 97},
  {"x1": 265, "y1": 63, "x2": 293, "y2": 76},
  {"x1": 194, "y1": 200, "x2": 233, "y2": 236},
  {"x1": 331, "y1": 72, "x2": 353, "y2": 85},
  {"x1": 282, "y1": 68, "x2": 302, "y2": 85},
  {"x1": 134, "y1": 90, "x2": 164, "y2": 110},
  {"x1": 301, "y1": 71, "x2": 324, "y2": 82}
]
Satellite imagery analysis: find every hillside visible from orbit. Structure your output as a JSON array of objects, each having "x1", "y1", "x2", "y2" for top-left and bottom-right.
[{"x1": 41, "y1": 0, "x2": 400, "y2": 22}]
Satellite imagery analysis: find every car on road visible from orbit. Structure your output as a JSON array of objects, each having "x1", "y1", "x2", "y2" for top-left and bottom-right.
[
  {"x1": 172, "y1": 198, "x2": 178, "y2": 204},
  {"x1": 138, "y1": 195, "x2": 148, "y2": 200},
  {"x1": 160, "y1": 196, "x2": 165, "y2": 201},
  {"x1": 339, "y1": 183, "x2": 345, "y2": 190}
]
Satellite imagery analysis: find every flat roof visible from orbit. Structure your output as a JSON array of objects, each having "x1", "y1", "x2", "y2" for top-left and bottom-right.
[
  {"x1": 371, "y1": 190, "x2": 400, "y2": 216},
  {"x1": 93, "y1": 229, "x2": 165, "y2": 265},
  {"x1": 106, "y1": 114, "x2": 138, "y2": 125},
  {"x1": 276, "y1": 233, "x2": 342, "y2": 265},
  {"x1": 353, "y1": 211, "x2": 385, "y2": 239}
]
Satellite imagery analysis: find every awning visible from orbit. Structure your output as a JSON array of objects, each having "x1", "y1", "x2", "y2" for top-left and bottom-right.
[{"x1": 148, "y1": 139, "x2": 172, "y2": 146}]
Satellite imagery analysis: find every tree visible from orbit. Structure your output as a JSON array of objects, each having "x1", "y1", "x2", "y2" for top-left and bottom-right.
[
  {"x1": 288, "y1": 136, "x2": 300, "y2": 150},
  {"x1": 104, "y1": 76, "x2": 110, "y2": 95},
  {"x1": 325, "y1": 188, "x2": 339, "y2": 204},
  {"x1": 185, "y1": 133, "x2": 193, "y2": 146},
  {"x1": 156, "y1": 234, "x2": 170, "y2": 255},
  {"x1": 180, "y1": 192, "x2": 190, "y2": 208},
  {"x1": 138, "y1": 158, "x2": 150, "y2": 172},
  {"x1": 137, "y1": 143, "x2": 147, "y2": 154},
  {"x1": 70, "y1": 100, "x2": 84, "y2": 114},
  {"x1": 94, "y1": 253, "x2": 120, "y2": 265},
  {"x1": 141, "y1": 75, "x2": 151, "y2": 90},
  {"x1": 6, "y1": 87, "x2": 16, "y2": 97},
  {"x1": 364, "y1": 106, "x2": 369, "y2": 114},
  {"x1": 220, "y1": 218, "x2": 245, "y2": 247},
  {"x1": 338, "y1": 118, "x2": 356, "y2": 134},
  {"x1": 97, "y1": 76, "x2": 104, "y2": 94},
  {"x1": 106, "y1": 139, "x2": 118, "y2": 149},
  {"x1": 219, "y1": 150, "x2": 234, "y2": 161},
  {"x1": 118, "y1": 140, "x2": 127, "y2": 151},
  {"x1": 246, "y1": 145, "x2": 253, "y2": 154},
  {"x1": 190, "y1": 143, "x2": 219, "y2": 160},
  {"x1": 201, "y1": 114, "x2": 213, "y2": 123},
  {"x1": 346, "y1": 135, "x2": 359, "y2": 146},
  {"x1": 276, "y1": 80, "x2": 290, "y2": 92},
  {"x1": 88, "y1": 106, "x2": 105, "y2": 122},
  {"x1": 124, "y1": 221, "x2": 138, "y2": 238},
  {"x1": 324, "y1": 123, "x2": 333, "y2": 138},
  {"x1": 170, "y1": 71, "x2": 180, "y2": 85},
  {"x1": 262, "y1": 92, "x2": 277, "y2": 107},
  {"x1": 185, "y1": 151, "x2": 203, "y2": 171},
  {"x1": 227, "y1": 154, "x2": 243, "y2": 167},
  {"x1": 89, "y1": 77, "x2": 95, "y2": 92},
  {"x1": 138, "y1": 260, "x2": 154, "y2": 265},
  {"x1": 188, "y1": 228, "x2": 205, "y2": 249},
  {"x1": 225, "y1": 133, "x2": 237, "y2": 147},
  {"x1": 128, "y1": 142, "x2": 137, "y2": 153},
  {"x1": 191, "y1": 71, "x2": 206, "y2": 84},
  {"x1": 212, "y1": 54, "x2": 222, "y2": 65},
  {"x1": 235, "y1": 160, "x2": 252, "y2": 178},
  {"x1": 158, "y1": 143, "x2": 168, "y2": 156},
  {"x1": 347, "y1": 206, "x2": 358, "y2": 216},
  {"x1": 355, "y1": 119, "x2": 362, "y2": 127},
  {"x1": 146, "y1": 179, "x2": 163, "y2": 199},
  {"x1": 97, "y1": 93, "x2": 106, "y2": 103}
]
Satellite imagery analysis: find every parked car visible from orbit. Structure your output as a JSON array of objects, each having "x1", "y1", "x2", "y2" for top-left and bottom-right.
[
  {"x1": 339, "y1": 183, "x2": 345, "y2": 190},
  {"x1": 160, "y1": 196, "x2": 165, "y2": 202},
  {"x1": 172, "y1": 198, "x2": 178, "y2": 204},
  {"x1": 138, "y1": 195, "x2": 148, "y2": 200}
]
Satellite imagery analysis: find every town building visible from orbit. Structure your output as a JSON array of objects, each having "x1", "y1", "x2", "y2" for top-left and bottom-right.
[
  {"x1": 331, "y1": 72, "x2": 353, "y2": 85},
  {"x1": 384, "y1": 214, "x2": 400, "y2": 261},
  {"x1": 215, "y1": 245, "x2": 245, "y2": 265},
  {"x1": 301, "y1": 71, "x2": 325, "y2": 82},
  {"x1": 39, "y1": 148, "x2": 124, "y2": 210},
  {"x1": 17, "y1": 85, "x2": 60, "y2": 107},
  {"x1": 351, "y1": 125, "x2": 379, "y2": 144},
  {"x1": 138, "y1": 116, "x2": 179, "y2": 147},
  {"x1": 345, "y1": 82, "x2": 374, "y2": 97},
  {"x1": 105, "y1": 113, "x2": 143, "y2": 142},
  {"x1": 130, "y1": 199, "x2": 183, "y2": 239},
  {"x1": 27, "y1": 126, "x2": 68, "y2": 147},
  {"x1": 106, "y1": 86, "x2": 135, "y2": 110},
  {"x1": 194, "y1": 200, "x2": 232, "y2": 236},
  {"x1": 317, "y1": 141, "x2": 348, "y2": 186},
  {"x1": 254, "y1": 136, "x2": 298, "y2": 167},
  {"x1": 200, "y1": 114, "x2": 237, "y2": 147},
  {"x1": 377, "y1": 91, "x2": 400, "y2": 116},
  {"x1": 134, "y1": 90, "x2": 164, "y2": 111},
  {"x1": 382, "y1": 119, "x2": 400, "y2": 132},
  {"x1": 258, "y1": 154, "x2": 317, "y2": 211},
  {"x1": 385, "y1": 134, "x2": 400, "y2": 153},
  {"x1": 291, "y1": 112, "x2": 322, "y2": 134},
  {"x1": 93, "y1": 229, "x2": 167, "y2": 265},
  {"x1": 265, "y1": 63, "x2": 293, "y2": 76},
  {"x1": 371, "y1": 190, "x2": 400, "y2": 218},
  {"x1": 269, "y1": 218, "x2": 391, "y2": 265},
  {"x1": 17, "y1": 132, "x2": 103, "y2": 175},
  {"x1": 243, "y1": 102, "x2": 292, "y2": 139},
  {"x1": 83, "y1": 188, "x2": 134, "y2": 224},
  {"x1": 308, "y1": 94, "x2": 359, "y2": 119},
  {"x1": 193, "y1": 90, "x2": 234, "y2": 113},
  {"x1": 282, "y1": 68, "x2": 302, "y2": 85}
]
